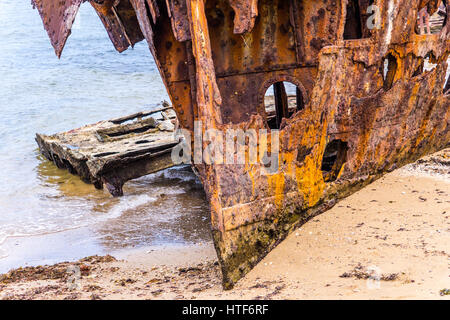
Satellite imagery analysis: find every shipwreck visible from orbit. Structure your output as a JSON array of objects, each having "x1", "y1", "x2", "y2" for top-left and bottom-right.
[{"x1": 32, "y1": 0, "x2": 449, "y2": 288}]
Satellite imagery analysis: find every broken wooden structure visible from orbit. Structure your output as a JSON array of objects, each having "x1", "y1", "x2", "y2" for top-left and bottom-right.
[
  {"x1": 36, "y1": 105, "x2": 180, "y2": 196},
  {"x1": 32, "y1": 0, "x2": 449, "y2": 289},
  {"x1": 418, "y1": 3, "x2": 447, "y2": 34}
]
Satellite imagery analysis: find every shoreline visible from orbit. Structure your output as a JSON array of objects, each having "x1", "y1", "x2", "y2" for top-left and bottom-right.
[
  {"x1": 0, "y1": 149, "x2": 449, "y2": 300},
  {"x1": 0, "y1": 228, "x2": 216, "y2": 275}
]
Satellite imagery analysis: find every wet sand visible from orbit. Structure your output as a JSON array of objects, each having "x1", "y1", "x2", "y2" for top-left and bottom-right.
[{"x1": 1, "y1": 149, "x2": 449, "y2": 300}]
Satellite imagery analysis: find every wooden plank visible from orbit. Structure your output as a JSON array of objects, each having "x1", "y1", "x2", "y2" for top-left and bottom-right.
[{"x1": 36, "y1": 106, "x2": 180, "y2": 197}]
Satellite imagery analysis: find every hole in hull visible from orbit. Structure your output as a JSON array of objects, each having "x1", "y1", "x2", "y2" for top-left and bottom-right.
[
  {"x1": 264, "y1": 81, "x2": 305, "y2": 129},
  {"x1": 382, "y1": 54, "x2": 398, "y2": 90},
  {"x1": 416, "y1": 1, "x2": 447, "y2": 35},
  {"x1": 412, "y1": 53, "x2": 438, "y2": 78},
  {"x1": 321, "y1": 140, "x2": 348, "y2": 182},
  {"x1": 424, "y1": 54, "x2": 438, "y2": 72},
  {"x1": 344, "y1": 0, "x2": 363, "y2": 39},
  {"x1": 343, "y1": 0, "x2": 375, "y2": 39},
  {"x1": 444, "y1": 73, "x2": 450, "y2": 94}
]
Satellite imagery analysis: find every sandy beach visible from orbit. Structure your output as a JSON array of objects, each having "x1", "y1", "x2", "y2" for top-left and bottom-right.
[{"x1": 0, "y1": 149, "x2": 449, "y2": 300}]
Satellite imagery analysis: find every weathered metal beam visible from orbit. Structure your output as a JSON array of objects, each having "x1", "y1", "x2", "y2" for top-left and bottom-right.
[{"x1": 186, "y1": 0, "x2": 223, "y2": 128}]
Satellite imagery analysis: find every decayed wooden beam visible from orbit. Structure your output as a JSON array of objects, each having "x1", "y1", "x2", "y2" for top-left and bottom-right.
[
  {"x1": 273, "y1": 82, "x2": 289, "y2": 129},
  {"x1": 36, "y1": 108, "x2": 179, "y2": 197}
]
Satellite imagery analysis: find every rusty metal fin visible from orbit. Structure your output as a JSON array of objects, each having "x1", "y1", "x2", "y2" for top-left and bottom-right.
[
  {"x1": 90, "y1": 0, "x2": 145, "y2": 53},
  {"x1": 31, "y1": 0, "x2": 84, "y2": 58}
]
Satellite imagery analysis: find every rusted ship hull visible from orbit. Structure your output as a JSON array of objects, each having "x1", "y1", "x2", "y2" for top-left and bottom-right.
[{"x1": 31, "y1": 0, "x2": 449, "y2": 288}]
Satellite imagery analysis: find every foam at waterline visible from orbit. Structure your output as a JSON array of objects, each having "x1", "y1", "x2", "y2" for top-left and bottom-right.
[
  {"x1": 105, "y1": 194, "x2": 158, "y2": 220},
  {"x1": 132, "y1": 166, "x2": 200, "y2": 185},
  {"x1": 162, "y1": 167, "x2": 200, "y2": 183},
  {"x1": 108, "y1": 191, "x2": 193, "y2": 223},
  {"x1": 0, "y1": 194, "x2": 158, "y2": 259},
  {"x1": 0, "y1": 224, "x2": 84, "y2": 262}
]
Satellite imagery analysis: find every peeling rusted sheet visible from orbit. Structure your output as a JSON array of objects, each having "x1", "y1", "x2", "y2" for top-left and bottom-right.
[
  {"x1": 33, "y1": 0, "x2": 449, "y2": 290},
  {"x1": 129, "y1": 0, "x2": 155, "y2": 49},
  {"x1": 90, "y1": 0, "x2": 144, "y2": 52},
  {"x1": 227, "y1": 0, "x2": 259, "y2": 34},
  {"x1": 186, "y1": 0, "x2": 223, "y2": 127},
  {"x1": 129, "y1": 0, "x2": 176, "y2": 124},
  {"x1": 166, "y1": 0, "x2": 191, "y2": 41},
  {"x1": 31, "y1": 0, "x2": 83, "y2": 58}
]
